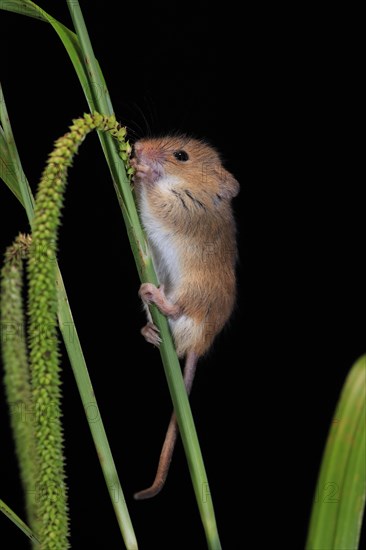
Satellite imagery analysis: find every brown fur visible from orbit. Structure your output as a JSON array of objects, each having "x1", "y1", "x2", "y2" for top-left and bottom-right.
[
  {"x1": 133, "y1": 135, "x2": 239, "y2": 356},
  {"x1": 132, "y1": 135, "x2": 239, "y2": 499}
]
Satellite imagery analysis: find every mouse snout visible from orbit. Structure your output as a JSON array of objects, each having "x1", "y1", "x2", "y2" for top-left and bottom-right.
[
  {"x1": 132, "y1": 141, "x2": 164, "y2": 164},
  {"x1": 131, "y1": 141, "x2": 143, "y2": 159},
  {"x1": 130, "y1": 142, "x2": 164, "y2": 184}
]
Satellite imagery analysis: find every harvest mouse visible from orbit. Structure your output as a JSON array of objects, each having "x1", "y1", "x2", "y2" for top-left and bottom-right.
[{"x1": 131, "y1": 134, "x2": 239, "y2": 499}]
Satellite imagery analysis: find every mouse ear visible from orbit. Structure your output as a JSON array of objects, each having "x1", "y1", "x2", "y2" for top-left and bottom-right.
[{"x1": 217, "y1": 168, "x2": 240, "y2": 199}]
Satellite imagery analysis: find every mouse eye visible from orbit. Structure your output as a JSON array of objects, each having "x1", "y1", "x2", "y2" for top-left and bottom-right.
[{"x1": 173, "y1": 150, "x2": 189, "y2": 162}]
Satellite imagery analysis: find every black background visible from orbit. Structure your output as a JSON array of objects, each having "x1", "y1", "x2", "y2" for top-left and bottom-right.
[{"x1": 0, "y1": 2, "x2": 364, "y2": 549}]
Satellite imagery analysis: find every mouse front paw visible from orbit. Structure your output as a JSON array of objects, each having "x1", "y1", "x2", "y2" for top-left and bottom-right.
[
  {"x1": 139, "y1": 283, "x2": 181, "y2": 318},
  {"x1": 139, "y1": 282, "x2": 158, "y2": 304}
]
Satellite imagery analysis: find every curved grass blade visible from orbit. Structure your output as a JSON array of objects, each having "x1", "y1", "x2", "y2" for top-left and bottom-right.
[
  {"x1": 0, "y1": 83, "x2": 35, "y2": 218},
  {"x1": 1, "y1": 2, "x2": 93, "y2": 112},
  {"x1": 306, "y1": 355, "x2": 366, "y2": 549},
  {"x1": 334, "y1": 396, "x2": 366, "y2": 548}
]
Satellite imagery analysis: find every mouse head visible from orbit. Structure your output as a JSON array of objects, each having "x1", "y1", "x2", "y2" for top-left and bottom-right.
[{"x1": 132, "y1": 135, "x2": 239, "y2": 201}]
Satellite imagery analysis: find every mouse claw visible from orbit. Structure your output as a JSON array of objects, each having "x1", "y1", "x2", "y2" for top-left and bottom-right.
[{"x1": 141, "y1": 321, "x2": 162, "y2": 347}]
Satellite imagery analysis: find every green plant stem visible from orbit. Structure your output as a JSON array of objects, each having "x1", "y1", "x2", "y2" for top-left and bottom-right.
[
  {"x1": 0, "y1": 498, "x2": 40, "y2": 545},
  {"x1": 55, "y1": 268, "x2": 138, "y2": 550}
]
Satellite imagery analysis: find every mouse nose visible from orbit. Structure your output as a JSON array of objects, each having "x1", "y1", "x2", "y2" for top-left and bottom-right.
[{"x1": 132, "y1": 142, "x2": 143, "y2": 157}]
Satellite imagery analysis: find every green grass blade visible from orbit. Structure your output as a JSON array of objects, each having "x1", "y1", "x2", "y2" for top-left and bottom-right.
[
  {"x1": 306, "y1": 355, "x2": 366, "y2": 549},
  {"x1": 0, "y1": 83, "x2": 35, "y2": 219},
  {"x1": 66, "y1": 1, "x2": 135, "y2": 221},
  {"x1": 56, "y1": 269, "x2": 137, "y2": 550},
  {"x1": 334, "y1": 393, "x2": 366, "y2": 548},
  {"x1": 0, "y1": 498, "x2": 40, "y2": 545},
  {"x1": 18, "y1": 0, "x2": 136, "y2": 229},
  {"x1": 0, "y1": 0, "x2": 45, "y2": 20},
  {"x1": 0, "y1": 2, "x2": 95, "y2": 112},
  {"x1": 0, "y1": 129, "x2": 24, "y2": 205}
]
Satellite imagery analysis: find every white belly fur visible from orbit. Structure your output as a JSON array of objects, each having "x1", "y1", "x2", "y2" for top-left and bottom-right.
[
  {"x1": 139, "y1": 187, "x2": 182, "y2": 292},
  {"x1": 168, "y1": 314, "x2": 201, "y2": 357},
  {"x1": 139, "y1": 187, "x2": 198, "y2": 356}
]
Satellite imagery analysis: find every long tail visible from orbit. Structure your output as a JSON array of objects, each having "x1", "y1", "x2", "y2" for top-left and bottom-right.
[{"x1": 134, "y1": 351, "x2": 198, "y2": 500}]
